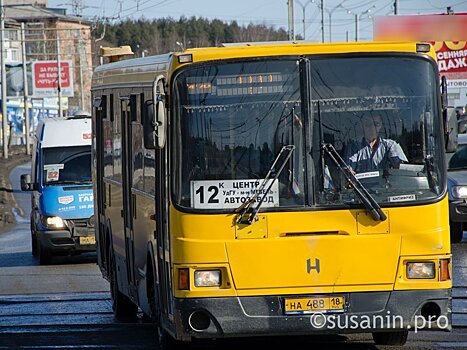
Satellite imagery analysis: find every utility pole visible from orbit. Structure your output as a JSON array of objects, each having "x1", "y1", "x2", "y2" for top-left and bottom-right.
[
  {"x1": 56, "y1": 36, "x2": 62, "y2": 118},
  {"x1": 394, "y1": 0, "x2": 398, "y2": 15},
  {"x1": 354, "y1": 13, "x2": 358, "y2": 41},
  {"x1": 320, "y1": 0, "x2": 325, "y2": 43},
  {"x1": 0, "y1": 0, "x2": 7, "y2": 158},
  {"x1": 21, "y1": 22, "x2": 30, "y2": 155},
  {"x1": 288, "y1": 0, "x2": 295, "y2": 40},
  {"x1": 78, "y1": 38, "x2": 85, "y2": 111},
  {"x1": 295, "y1": 0, "x2": 310, "y2": 40}
]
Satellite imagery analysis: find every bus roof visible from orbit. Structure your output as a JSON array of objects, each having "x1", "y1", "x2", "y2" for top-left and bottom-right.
[
  {"x1": 37, "y1": 117, "x2": 92, "y2": 148},
  {"x1": 91, "y1": 41, "x2": 435, "y2": 90},
  {"x1": 182, "y1": 40, "x2": 435, "y2": 61}
]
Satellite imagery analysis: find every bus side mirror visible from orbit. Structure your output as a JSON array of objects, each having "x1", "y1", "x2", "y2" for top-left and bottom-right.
[
  {"x1": 154, "y1": 97, "x2": 167, "y2": 149},
  {"x1": 445, "y1": 107, "x2": 458, "y2": 153},
  {"x1": 20, "y1": 174, "x2": 35, "y2": 191},
  {"x1": 442, "y1": 76, "x2": 457, "y2": 152},
  {"x1": 149, "y1": 75, "x2": 167, "y2": 149}
]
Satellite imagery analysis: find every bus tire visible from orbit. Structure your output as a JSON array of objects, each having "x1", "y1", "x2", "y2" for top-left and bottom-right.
[
  {"x1": 450, "y1": 221, "x2": 463, "y2": 243},
  {"x1": 372, "y1": 330, "x2": 408, "y2": 345},
  {"x1": 109, "y1": 250, "x2": 138, "y2": 319},
  {"x1": 147, "y1": 264, "x2": 160, "y2": 324},
  {"x1": 104, "y1": 229, "x2": 111, "y2": 279}
]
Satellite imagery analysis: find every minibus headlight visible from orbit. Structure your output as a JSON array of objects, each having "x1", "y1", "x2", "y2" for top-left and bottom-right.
[
  {"x1": 41, "y1": 216, "x2": 65, "y2": 229},
  {"x1": 88, "y1": 215, "x2": 95, "y2": 228},
  {"x1": 194, "y1": 270, "x2": 221, "y2": 287},
  {"x1": 451, "y1": 185, "x2": 467, "y2": 199},
  {"x1": 406, "y1": 262, "x2": 435, "y2": 279}
]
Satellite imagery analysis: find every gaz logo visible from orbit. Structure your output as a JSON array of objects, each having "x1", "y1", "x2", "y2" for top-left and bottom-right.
[
  {"x1": 78, "y1": 194, "x2": 93, "y2": 202},
  {"x1": 58, "y1": 195, "x2": 74, "y2": 205},
  {"x1": 307, "y1": 258, "x2": 320, "y2": 274}
]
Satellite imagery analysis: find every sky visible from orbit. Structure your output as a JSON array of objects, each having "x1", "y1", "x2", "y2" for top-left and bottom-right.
[{"x1": 48, "y1": 0, "x2": 467, "y2": 42}]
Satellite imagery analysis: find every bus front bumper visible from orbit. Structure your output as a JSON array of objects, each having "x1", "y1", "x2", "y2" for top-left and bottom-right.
[{"x1": 174, "y1": 289, "x2": 451, "y2": 340}]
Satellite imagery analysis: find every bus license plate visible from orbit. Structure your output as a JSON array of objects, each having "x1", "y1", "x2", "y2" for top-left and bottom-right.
[
  {"x1": 284, "y1": 296, "x2": 345, "y2": 314},
  {"x1": 79, "y1": 236, "x2": 96, "y2": 245}
]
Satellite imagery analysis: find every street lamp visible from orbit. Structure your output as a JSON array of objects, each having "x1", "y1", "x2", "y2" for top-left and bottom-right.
[
  {"x1": 347, "y1": 5, "x2": 376, "y2": 42},
  {"x1": 295, "y1": 0, "x2": 314, "y2": 40},
  {"x1": 324, "y1": 0, "x2": 347, "y2": 42}
]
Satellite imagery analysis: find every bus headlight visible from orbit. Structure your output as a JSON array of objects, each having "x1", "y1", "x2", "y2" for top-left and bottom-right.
[
  {"x1": 451, "y1": 185, "x2": 467, "y2": 199},
  {"x1": 41, "y1": 216, "x2": 65, "y2": 229},
  {"x1": 194, "y1": 270, "x2": 221, "y2": 287},
  {"x1": 406, "y1": 262, "x2": 435, "y2": 279}
]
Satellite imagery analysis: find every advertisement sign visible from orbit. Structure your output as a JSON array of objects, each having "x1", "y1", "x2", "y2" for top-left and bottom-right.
[
  {"x1": 432, "y1": 41, "x2": 467, "y2": 83},
  {"x1": 374, "y1": 13, "x2": 467, "y2": 107},
  {"x1": 32, "y1": 60, "x2": 74, "y2": 98},
  {"x1": 373, "y1": 13, "x2": 467, "y2": 42}
]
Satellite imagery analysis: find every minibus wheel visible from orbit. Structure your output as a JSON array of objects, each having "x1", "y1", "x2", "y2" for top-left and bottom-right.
[
  {"x1": 31, "y1": 226, "x2": 37, "y2": 257},
  {"x1": 38, "y1": 241, "x2": 52, "y2": 265}
]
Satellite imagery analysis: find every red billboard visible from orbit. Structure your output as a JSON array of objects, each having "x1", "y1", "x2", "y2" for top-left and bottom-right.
[
  {"x1": 433, "y1": 41, "x2": 467, "y2": 81},
  {"x1": 32, "y1": 60, "x2": 74, "y2": 97}
]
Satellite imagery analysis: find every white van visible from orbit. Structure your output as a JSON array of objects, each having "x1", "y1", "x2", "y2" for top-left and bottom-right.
[{"x1": 20, "y1": 115, "x2": 95, "y2": 264}]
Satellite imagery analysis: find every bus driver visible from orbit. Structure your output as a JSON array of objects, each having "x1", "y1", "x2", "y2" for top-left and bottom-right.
[{"x1": 344, "y1": 113, "x2": 408, "y2": 173}]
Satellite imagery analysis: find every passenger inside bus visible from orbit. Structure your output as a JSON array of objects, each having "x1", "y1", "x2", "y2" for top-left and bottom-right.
[{"x1": 343, "y1": 113, "x2": 408, "y2": 173}]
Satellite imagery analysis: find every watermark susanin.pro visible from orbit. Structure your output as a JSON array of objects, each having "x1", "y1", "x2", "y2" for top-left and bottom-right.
[{"x1": 309, "y1": 311, "x2": 449, "y2": 333}]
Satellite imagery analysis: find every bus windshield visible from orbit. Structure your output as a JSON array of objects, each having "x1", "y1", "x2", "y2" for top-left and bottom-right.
[
  {"x1": 42, "y1": 146, "x2": 92, "y2": 185},
  {"x1": 172, "y1": 56, "x2": 445, "y2": 211}
]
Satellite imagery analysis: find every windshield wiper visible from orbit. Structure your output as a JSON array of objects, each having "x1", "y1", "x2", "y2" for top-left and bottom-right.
[
  {"x1": 236, "y1": 145, "x2": 295, "y2": 225},
  {"x1": 322, "y1": 143, "x2": 387, "y2": 222}
]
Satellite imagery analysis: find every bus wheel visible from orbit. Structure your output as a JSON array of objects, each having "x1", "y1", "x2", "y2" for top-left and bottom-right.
[
  {"x1": 147, "y1": 264, "x2": 160, "y2": 324},
  {"x1": 450, "y1": 221, "x2": 463, "y2": 243},
  {"x1": 372, "y1": 330, "x2": 408, "y2": 345},
  {"x1": 109, "y1": 250, "x2": 138, "y2": 319},
  {"x1": 158, "y1": 327, "x2": 189, "y2": 350}
]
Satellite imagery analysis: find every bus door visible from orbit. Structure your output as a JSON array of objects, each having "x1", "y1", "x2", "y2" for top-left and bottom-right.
[
  {"x1": 120, "y1": 96, "x2": 136, "y2": 295},
  {"x1": 151, "y1": 76, "x2": 173, "y2": 319}
]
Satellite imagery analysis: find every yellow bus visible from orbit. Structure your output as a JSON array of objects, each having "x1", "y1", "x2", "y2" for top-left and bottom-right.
[{"x1": 91, "y1": 41, "x2": 452, "y2": 348}]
